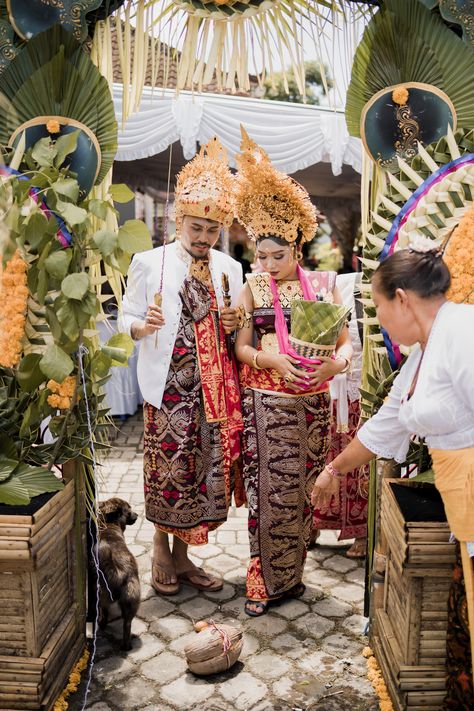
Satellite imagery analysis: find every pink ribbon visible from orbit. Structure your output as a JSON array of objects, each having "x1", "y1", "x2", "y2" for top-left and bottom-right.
[{"x1": 209, "y1": 619, "x2": 232, "y2": 654}]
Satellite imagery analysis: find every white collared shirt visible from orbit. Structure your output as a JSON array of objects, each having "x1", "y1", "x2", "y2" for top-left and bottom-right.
[
  {"x1": 358, "y1": 301, "x2": 474, "y2": 461},
  {"x1": 118, "y1": 240, "x2": 243, "y2": 409}
]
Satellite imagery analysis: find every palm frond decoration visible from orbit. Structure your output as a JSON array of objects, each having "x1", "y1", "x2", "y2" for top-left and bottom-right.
[
  {"x1": 419, "y1": 0, "x2": 474, "y2": 45},
  {"x1": 0, "y1": 25, "x2": 117, "y2": 195},
  {"x1": 97, "y1": 0, "x2": 375, "y2": 121},
  {"x1": 346, "y1": 0, "x2": 474, "y2": 140}
]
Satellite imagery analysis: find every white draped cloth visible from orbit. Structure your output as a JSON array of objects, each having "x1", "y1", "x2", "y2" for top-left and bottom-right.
[
  {"x1": 96, "y1": 318, "x2": 143, "y2": 417},
  {"x1": 113, "y1": 85, "x2": 362, "y2": 177}
]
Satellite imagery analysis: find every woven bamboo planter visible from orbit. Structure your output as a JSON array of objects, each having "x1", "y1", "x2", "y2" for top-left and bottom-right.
[
  {"x1": 0, "y1": 479, "x2": 85, "y2": 710},
  {"x1": 371, "y1": 479, "x2": 456, "y2": 711}
]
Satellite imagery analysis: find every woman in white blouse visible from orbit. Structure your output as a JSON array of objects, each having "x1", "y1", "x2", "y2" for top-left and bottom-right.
[{"x1": 311, "y1": 246, "x2": 474, "y2": 709}]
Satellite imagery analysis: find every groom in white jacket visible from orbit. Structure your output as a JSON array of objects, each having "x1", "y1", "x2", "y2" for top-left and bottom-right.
[{"x1": 120, "y1": 138, "x2": 243, "y2": 595}]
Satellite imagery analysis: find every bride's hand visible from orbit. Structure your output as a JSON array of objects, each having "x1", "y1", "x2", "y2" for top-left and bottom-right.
[{"x1": 267, "y1": 353, "x2": 309, "y2": 390}]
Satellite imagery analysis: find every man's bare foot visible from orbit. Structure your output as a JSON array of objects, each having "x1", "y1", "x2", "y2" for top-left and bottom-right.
[
  {"x1": 172, "y1": 537, "x2": 223, "y2": 591},
  {"x1": 151, "y1": 531, "x2": 179, "y2": 594}
]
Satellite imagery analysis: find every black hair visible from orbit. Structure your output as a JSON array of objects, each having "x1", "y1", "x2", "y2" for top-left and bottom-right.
[
  {"x1": 372, "y1": 249, "x2": 451, "y2": 300},
  {"x1": 256, "y1": 234, "x2": 302, "y2": 248}
]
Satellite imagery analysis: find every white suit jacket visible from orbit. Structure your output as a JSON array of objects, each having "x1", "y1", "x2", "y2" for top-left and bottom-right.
[{"x1": 119, "y1": 240, "x2": 243, "y2": 409}]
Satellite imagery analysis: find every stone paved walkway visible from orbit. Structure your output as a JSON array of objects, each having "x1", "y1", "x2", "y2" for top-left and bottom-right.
[{"x1": 71, "y1": 413, "x2": 377, "y2": 711}]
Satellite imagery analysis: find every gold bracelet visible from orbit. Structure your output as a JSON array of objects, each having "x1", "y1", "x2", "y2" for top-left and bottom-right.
[{"x1": 252, "y1": 351, "x2": 263, "y2": 370}]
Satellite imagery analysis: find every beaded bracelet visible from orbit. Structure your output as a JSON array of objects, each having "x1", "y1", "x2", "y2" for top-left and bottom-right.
[{"x1": 325, "y1": 461, "x2": 343, "y2": 478}]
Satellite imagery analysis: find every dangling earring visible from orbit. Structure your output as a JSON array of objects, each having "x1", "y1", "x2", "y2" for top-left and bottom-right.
[{"x1": 296, "y1": 249, "x2": 303, "y2": 261}]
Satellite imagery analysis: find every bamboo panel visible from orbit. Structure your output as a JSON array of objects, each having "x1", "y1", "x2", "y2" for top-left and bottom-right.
[
  {"x1": 372, "y1": 479, "x2": 455, "y2": 709},
  {"x1": 372, "y1": 633, "x2": 405, "y2": 711}
]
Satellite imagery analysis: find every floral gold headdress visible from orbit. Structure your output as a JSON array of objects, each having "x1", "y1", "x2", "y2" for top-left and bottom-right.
[
  {"x1": 234, "y1": 127, "x2": 318, "y2": 244},
  {"x1": 174, "y1": 137, "x2": 235, "y2": 233}
]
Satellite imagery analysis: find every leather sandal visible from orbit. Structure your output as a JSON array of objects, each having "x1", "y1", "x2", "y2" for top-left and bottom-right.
[
  {"x1": 244, "y1": 599, "x2": 269, "y2": 617},
  {"x1": 346, "y1": 538, "x2": 367, "y2": 559},
  {"x1": 177, "y1": 567, "x2": 223, "y2": 591}
]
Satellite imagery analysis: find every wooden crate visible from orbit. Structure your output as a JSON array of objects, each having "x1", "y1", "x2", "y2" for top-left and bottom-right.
[
  {"x1": 371, "y1": 479, "x2": 456, "y2": 710},
  {"x1": 0, "y1": 480, "x2": 85, "y2": 710}
]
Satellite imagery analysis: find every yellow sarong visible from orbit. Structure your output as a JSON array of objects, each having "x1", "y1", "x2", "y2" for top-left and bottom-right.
[{"x1": 430, "y1": 447, "x2": 474, "y2": 680}]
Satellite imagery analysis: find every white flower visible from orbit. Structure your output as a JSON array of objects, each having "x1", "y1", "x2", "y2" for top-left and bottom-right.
[{"x1": 407, "y1": 233, "x2": 438, "y2": 253}]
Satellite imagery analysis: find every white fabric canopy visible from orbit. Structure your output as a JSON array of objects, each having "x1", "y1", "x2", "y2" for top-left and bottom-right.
[{"x1": 114, "y1": 85, "x2": 362, "y2": 177}]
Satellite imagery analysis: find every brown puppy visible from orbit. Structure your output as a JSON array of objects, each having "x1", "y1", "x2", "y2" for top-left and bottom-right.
[{"x1": 98, "y1": 498, "x2": 140, "y2": 651}]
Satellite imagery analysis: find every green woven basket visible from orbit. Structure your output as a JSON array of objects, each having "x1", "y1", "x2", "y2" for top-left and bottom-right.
[{"x1": 290, "y1": 300, "x2": 350, "y2": 358}]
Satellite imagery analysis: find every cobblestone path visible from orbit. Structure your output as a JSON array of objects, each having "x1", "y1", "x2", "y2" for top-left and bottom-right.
[{"x1": 71, "y1": 413, "x2": 377, "y2": 711}]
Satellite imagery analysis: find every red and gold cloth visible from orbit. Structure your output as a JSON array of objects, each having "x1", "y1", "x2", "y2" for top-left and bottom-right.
[{"x1": 143, "y1": 271, "x2": 243, "y2": 545}]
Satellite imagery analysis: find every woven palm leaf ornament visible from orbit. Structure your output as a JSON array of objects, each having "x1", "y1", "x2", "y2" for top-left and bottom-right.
[
  {"x1": 360, "y1": 128, "x2": 474, "y2": 375},
  {"x1": 103, "y1": 0, "x2": 375, "y2": 121},
  {"x1": 0, "y1": 25, "x2": 117, "y2": 198},
  {"x1": 346, "y1": 0, "x2": 474, "y2": 170}
]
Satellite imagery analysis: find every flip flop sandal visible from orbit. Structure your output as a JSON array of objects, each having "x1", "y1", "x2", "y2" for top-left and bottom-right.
[
  {"x1": 244, "y1": 599, "x2": 270, "y2": 617},
  {"x1": 285, "y1": 582, "x2": 306, "y2": 599},
  {"x1": 177, "y1": 567, "x2": 223, "y2": 592},
  {"x1": 346, "y1": 539, "x2": 367, "y2": 559},
  {"x1": 151, "y1": 558, "x2": 180, "y2": 596}
]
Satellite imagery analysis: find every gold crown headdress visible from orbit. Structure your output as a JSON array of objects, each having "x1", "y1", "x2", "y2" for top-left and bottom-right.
[
  {"x1": 234, "y1": 127, "x2": 318, "y2": 244},
  {"x1": 174, "y1": 137, "x2": 235, "y2": 233}
]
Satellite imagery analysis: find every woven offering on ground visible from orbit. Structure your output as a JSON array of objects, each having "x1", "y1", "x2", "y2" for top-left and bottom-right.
[{"x1": 184, "y1": 622, "x2": 243, "y2": 675}]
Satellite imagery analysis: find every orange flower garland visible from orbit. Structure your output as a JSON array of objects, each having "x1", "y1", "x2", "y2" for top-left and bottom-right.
[
  {"x1": 0, "y1": 249, "x2": 29, "y2": 367},
  {"x1": 53, "y1": 647, "x2": 90, "y2": 711},
  {"x1": 47, "y1": 376, "x2": 77, "y2": 410},
  {"x1": 444, "y1": 203, "x2": 474, "y2": 304},
  {"x1": 362, "y1": 646, "x2": 394, "y2": 711}
]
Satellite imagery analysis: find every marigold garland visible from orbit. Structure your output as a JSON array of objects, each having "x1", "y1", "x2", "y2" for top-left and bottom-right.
[
  {"x1": 444, "y1": 203, "x2": 474, "y2": 304},
  {"x1": 0, "y1": 249, "x2": 28, "y2": 367},
  {"x1": 53, "y1": 647, "x2": 90, "y2": 711},
  {"x1": 362, "y1": 646, "x2": 394, "y2": 711},
  {"x1": 47, "y1": 376, "x2": 77, "y2": 410}
]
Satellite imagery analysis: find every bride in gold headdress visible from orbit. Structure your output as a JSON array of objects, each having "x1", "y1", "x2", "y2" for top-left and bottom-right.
[{"x1": 234, "y1": 129, "x2": 353, "y2": 616}]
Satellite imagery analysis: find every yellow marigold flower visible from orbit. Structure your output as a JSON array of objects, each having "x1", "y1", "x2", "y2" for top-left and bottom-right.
[
  {"x1": 392, "y1": 85, "x2": 409, "y2": 106},
  {"x1": 445, "y1": 204, "x2": 474, "y2": 304},
  {"x1": 47, "y1": 394, "x2": 62, "y2": 408},
  {"x1": 46, "y1": 119, "x2": 61, "y2": 134},
  {"x1": 362, "y1": 646, "x2": 373, "y2": 658},
  {"x1": 0, "y1": 250, "x2": 28, "y2": 368}
]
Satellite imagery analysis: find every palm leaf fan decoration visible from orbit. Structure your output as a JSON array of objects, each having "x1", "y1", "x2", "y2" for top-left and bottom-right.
[
  {"x1": 105, "y1": 0, "x2": 374, "y2": 115},
  {"x1": 0, "y1": 26, "x2": 117, "y2": 195},
  {"x1": 346, "y1": 0, "x2": 474, "y2": 155}
]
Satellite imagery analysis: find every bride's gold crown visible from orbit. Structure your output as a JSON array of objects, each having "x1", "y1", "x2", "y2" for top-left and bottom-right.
[
  {"x1": 234, "y1": 126, "x2": 318, "y2": 244},
  {"x1": 174, "y1": 137, "x2": 235, "y2": 232}
]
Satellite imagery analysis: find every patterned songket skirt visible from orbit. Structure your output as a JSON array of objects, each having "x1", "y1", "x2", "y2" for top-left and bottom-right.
[
  {"x1": 313, "y1": 399, "x2": 369, "y2": 540},
  {"x1": 142, "y1": 309, "x2": 230, "y2": 546},
  {"x1": 242, "y1": 388, "x2": 331, "y2": 600}
]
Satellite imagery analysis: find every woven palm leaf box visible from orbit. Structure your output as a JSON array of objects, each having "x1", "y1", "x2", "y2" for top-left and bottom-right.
[
  {"x1": 0, "y1": 480, "x2": 84, "y2": 710},
  {"x1": 371, "y1": 478, "x2": 456, "y2": 711}
]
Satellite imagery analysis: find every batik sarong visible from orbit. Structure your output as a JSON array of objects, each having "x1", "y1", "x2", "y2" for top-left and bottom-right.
[
  {"x1": 143, "y1": 277, "x2": 242, "y2": 545},
  {"x1": 242, "y1": 388, "x2": 331, "y2": 600},
  {"x1": 313, "y1": 399, "x2": 369, "y2": 539},
  {"x1": 444, "y1": 543, "x2": 474, "y2": 709}
]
